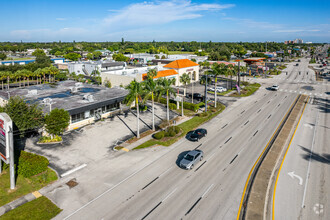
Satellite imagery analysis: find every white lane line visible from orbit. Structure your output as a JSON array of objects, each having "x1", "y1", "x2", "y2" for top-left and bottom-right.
[
  {"x1": 301, "y1": 108, "x2": 320, "y2": 208},
  {"x1": 162, "y1": 188, "x2": 177, "y2": 202},
  {"x1": 202, "y1": 184, "x2": 214, "y2": 198},
  {"x1": 159, "y1": 167, "x2": 173, "y2": 177},
  {"x1": 61, "y1": 164, "x2": 87, "y2": 177}
]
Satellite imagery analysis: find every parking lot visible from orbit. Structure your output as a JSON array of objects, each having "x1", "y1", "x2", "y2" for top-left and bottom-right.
[{"x1": 25, "y1": 102, "x2": 177, "y2": 176}]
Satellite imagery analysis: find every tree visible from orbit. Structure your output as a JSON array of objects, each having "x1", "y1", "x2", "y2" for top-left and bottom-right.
[
  {"x1": 0, "y1": 53, "x2": 7, "y2": 60},
  {"x1": 159, "y1": 78, "x2": 176, "y2": 121},
  {"x1": 226, "y1": 64, "x2": 235, "y2": 90},
  {"x1": 0, "y1": 96, "x2": 44, "y2": 137},
  {"x1": 143, "y1": 69, "x2": 158, "y2": 131},
  {"x1": 44, "y1": 108, "x2": 70, "y2": 139},
  {"x1": 179, "y1": 73, "x2": 191, "y2": 102},
  {"x1": 35, "y1": 55, "x2": 52, "y2": 66},
  {"x1": 32, "y1": 48, "x2": 46, "y2": 57},
  {"x1": 104, "y1": 79, "x2": 112, "y2": 88},
  {"x1": 92, "y1": 51, "x2": 102, "y2": 60},
  {"x1": 125, "y1": 79, "x2": 143, "y2": 138},
  {"x1": 112, "y1": 53, "x2": 129, "y2": 62},
  {"x1": 211, "y1": 63, "x2": 222, "y2": 107},
  {"x1": 64, "y1": 53, "x2": 81, "y2": 61},
  {"x1": 87, "y1": 53, "x2": 94, "y2": 60},
  {"x1": 54, "y1": 51, "x2": 64, "y2": 57}
]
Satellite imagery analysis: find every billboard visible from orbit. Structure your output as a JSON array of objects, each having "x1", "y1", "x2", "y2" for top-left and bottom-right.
[{"x1": 0, "y1": 113, "x2": 13, "y2": 164}]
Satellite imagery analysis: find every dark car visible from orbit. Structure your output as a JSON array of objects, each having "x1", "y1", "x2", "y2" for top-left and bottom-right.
[
  {"x1": 190, "y1": 128, "x2": 207, "y2": 141},
  {"x1": 187, "y1": 93, "x2": 203, "y2": 101},
  {"x1": 179, "y1": 149, "x2": 204, "y2": 170}
]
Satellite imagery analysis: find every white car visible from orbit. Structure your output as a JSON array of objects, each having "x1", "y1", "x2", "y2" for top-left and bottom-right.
[
  {"x1": 270, "y1": 85, "x2": 279, "y2": 91},
  {"x1": 216, "y1": 87, "x2": 227, "y2": 92},
  {"x1": 208, "y1": 87, "x2": 215, "y2": 92}
]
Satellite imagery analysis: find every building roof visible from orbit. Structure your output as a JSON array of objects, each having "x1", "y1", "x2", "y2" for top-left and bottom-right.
[
  {"x1": 101, "y1": 62, "x2": 125, "y2": 68},
  {"x1": 0, "y1": 80, "x2": 128, "y2": 115},
  {"x1": 164, "y1": 59, "x2": 199, "y2": 69},
  {"x1": 142, "y1": 69, "x2": 178, "y2": 80},
  {"x1": 209, "y1": 61, "x2": 236, "y2": 66},
  {"x1": 243, "y1": 58, "x2": 266, "y2": 62}
]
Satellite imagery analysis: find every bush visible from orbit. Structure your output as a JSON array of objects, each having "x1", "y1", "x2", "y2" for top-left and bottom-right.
[
  {"x1": 154, "y1": 131, "x2": 165, "y2": 140},
  {"x1": 183, "y1": 102, "x2": 204, "y2": 112},
  {"x1": 241, "y1": 81, "x2": 249, "y2": 86},
  {"x1": 18, "y1": 151, "x2": 49, "y2": 178},
  {"x1": 198, "y1": 112, "x2": 209, "y2": 117},
  {"x1": 168, "y1": 103, "x2": 177, "y2": 110},
  {"x1": 174, "y1": 126, "x2": 180, "y2": 134},
  {"x1": 39, "y1": 135, "x2": 62, "y2": 143},
  {"x1": 168, "y1": 130, "x2": 176, "y2": 137}
]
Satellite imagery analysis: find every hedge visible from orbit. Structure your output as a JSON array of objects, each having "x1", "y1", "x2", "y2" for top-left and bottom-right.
[
  {"x1": 17, "y1": 151, "x2": 49, "y2": 178},
  {"x1": 153, "y1": 96, "x2": 203, "y2": 112},
  {"x1": 154, "y1": 131, "x2": 165, "y2": 139}
]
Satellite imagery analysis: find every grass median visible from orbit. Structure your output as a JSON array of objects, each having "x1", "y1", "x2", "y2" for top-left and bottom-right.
[
  {"x1": 133, "y1": 104, "x2": 225, "y2": 150},
  {"x1": 230, "y1": 83, "x2": 261, "y2": 97},
  {"x1": 0, "y1": 196, "x2": 62, "y2": 220}
]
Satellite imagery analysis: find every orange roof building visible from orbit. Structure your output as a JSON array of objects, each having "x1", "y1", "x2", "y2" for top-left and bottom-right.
[
  {"x1": 142, "y1": 69, "x2": 178, "y2": 81},
  {"x1": 243, "y1": 57, "x2": 266, "y2": 65},
  {"x1": 164, "y1": 59, "x2": 199, "y2": 69}
]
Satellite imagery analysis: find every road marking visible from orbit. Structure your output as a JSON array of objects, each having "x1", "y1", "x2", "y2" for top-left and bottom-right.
[
  {"x1": 230, "y1": 155, "x2": 238, "y2": 164},
  {"x1": 122, "y1": 148, "x2": 129, "y2": 152},
  {"x1": 61, "y1": 164, "x2": 87, "y2": 177},
  {"x1": 202, "y1": 184, "x2": 214, "y2": 198},
  {"x1": 221, "y1": 123, "x2": 228, "y2": 129},
  {"x1": 301, "y1": 107, "x2": 320, "y2": 208},
  {"x1": 244, "y1": 120, "x2": 249, "y2": 126},
  {"x1": 32, "y1": 191, "x2": 42, "y2": 198},
  {"x1": 313, "y1": 203, "x2": 324, "y2": 215},
  {"x1": 303, "y1": 124, "x2": 313, "y2": 129},
  {"x1": 224, "y1": 137, "x2": 232, "y2": 144},
  {"x1": 253, "y1": 130, "x2": 258, "y2": 136},
  {"x1": 159, "y1": 167, "x2": 173, "y2": 177},
  {"x1": 287, "y1": 172, "x2": 303, "y2": 185},
  {"x1": 163, "y1": 188, "x2": 177, "y2": 202},
  {"x1": 272, "y1": 96, "x2": 309, "y2": 220}
]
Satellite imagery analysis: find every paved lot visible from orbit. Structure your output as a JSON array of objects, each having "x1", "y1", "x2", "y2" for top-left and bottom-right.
[{"x1": 25, "y1": 102, "x2": 177, "y2": 176}]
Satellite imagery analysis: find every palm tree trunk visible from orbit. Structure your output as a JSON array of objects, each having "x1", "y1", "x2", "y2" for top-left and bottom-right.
[
  {"x1": 191, "y1": 83, "x2": 194, "y2": 103},
  {"x1": 231, "y1": 75, "x2": 233, "y2": 90},
  {"x1": 2, "y1": 81, "x2": 3, "y2": 90},
  {"x1": 49, "y1": 75, "x2": 51, "y2": 83},
  {"x1": 7, "y1": 76, "x2": 9, "y2": 89},
  {"x1": 136, "y1": 96, "x2": 140, "y2": 138},
  {"x1": 166, "y1": 90, "x2": 169, "y2": 121},
  {"x1": 28, "y1": 77, "x2": 29, "y2": 86},
  {"x1": 152, "y1": 92, "x2": 155, "y2": 131},
  {"x1": 214, "y1": 78, "x2": 217, "y2": 107}
]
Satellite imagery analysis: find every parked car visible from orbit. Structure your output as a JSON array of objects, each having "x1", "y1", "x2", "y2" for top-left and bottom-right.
[
  {"x1": 270, "y1": 85, "x2": 279, "y2": 91},
  {"x1": 207, "y1": 87, "x2": 215, "y2": 92},
  {"x1": 187, "y1": 93, "x2": 203, "y2": 101},
  {"x1": 216, "y1": 87, "x2": 227, "y2": 92},
  {"x1": 190, "y1": 128, "x2": 207, "y2": 141},
  {"x1": 179, "y1": 149, "x2": 204, "y2": 170}
]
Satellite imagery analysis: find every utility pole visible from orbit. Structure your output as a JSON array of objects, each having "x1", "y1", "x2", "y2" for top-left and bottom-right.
[
  {"x1": 9, "y1": 127, "x2": 15, "y2": 189},
  {"x1": 237, "y1": 61, "x2": 240, "y2": 87},
  {"x1": 204, "y1": 75, "x2": 208, "y2": 112}
]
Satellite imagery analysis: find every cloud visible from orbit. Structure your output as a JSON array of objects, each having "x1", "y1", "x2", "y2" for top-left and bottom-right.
[
  {"x1": 223, "y1": 17, "x2": 282, "y2": 30},
  {"x1": 56, "y1": 18, "x2": 67, "y2": 21},
  {"x1": 104, "y1": 0, "x2": 234, "y2": 28},
  {"x1": 273, "y1": 29, "x2": 320, "y2": 33}
]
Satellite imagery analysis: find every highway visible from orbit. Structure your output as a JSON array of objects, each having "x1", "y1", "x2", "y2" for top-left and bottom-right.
[
  {"x1": 274, "y1": 57, "x2": 329, "y2": 219},
  {"x1": 59, "y1": 58, "x2": 327, "y2": 220}
]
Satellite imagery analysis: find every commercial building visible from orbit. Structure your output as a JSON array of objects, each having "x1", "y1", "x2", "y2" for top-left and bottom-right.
[
  {"x1": 0, "y1": 80, "x2": 128, "y2": 130},
  {"x1": 0, "y1": 58, "x2": 65, "y2": 66},
  {"x1": 68, "y1": 61, "x2": 126, "y2": 76}
]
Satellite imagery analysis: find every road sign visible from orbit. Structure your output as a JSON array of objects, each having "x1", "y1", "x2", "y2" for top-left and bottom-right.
[{"x1": 0, "y1": 113, "x2": 13, "y2": 164}]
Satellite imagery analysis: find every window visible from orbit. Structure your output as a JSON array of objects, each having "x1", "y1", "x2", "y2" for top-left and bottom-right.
[{"x1": 71, "y1": 112, "x2": 85, "y2": 123}]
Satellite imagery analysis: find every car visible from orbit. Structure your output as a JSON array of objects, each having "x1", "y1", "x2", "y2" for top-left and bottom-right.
[
  {"x1": 216, "y1": 86, "x2": 227, "y2": 92},
  {"x1": 179, "y1": 149, "x2": 204, "y2": 170},
  {"x1": 207, "y1": 87, "x2": 215, "y2": 92},
  {"x1": 187, "y1": 93, "x2": 203, "y2": 101},
  {"x1": 190, "y1": 128, "x2": 207, "y2": 141},
  {"x1": 270, "y1": 85, "x2": 279, "y2": 91}
]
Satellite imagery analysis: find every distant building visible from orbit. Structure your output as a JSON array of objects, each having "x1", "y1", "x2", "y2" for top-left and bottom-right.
[{"x1": 0, "y1": 58, "x2": 64, "y2": 66}]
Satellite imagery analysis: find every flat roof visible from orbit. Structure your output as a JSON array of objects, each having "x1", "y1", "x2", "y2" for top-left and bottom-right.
[
  {"x1": 0, "y1": 80, "x2": 128, "y2": 115},
  {"x1": 243, "y1": 57, "x2": 266, "y2": 61}
]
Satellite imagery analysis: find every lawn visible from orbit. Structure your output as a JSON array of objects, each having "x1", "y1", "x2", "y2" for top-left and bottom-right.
[
  {"x1": 167, "y1": 51, "x2": 194, "y2": 55},
  {"x1": 207, "y1": 89, "x2": 234, "y2": 96},
  {"x1": 133, "y1": 104, "x2": 225, "y2": 150},
  {"x1": 0, "y1": 196, "x2": 62, "y2": 220},
  {"x1": 0, "y1": 168, "x2": 57, "y2": 207},
  {"x1": 230, "y1": 83, "x2": 261, "y2": 97}
]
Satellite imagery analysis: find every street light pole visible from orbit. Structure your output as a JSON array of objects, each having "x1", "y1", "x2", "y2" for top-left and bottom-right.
[{"x1": 204, "y1": 74, "x2": 208, "y2": 112}]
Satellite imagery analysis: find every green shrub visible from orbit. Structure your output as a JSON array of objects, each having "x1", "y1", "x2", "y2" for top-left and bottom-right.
[
  {"x1": 168, "y1": 130, "x2": 176, "y2": 137},
  {"x1": 154, "y1": 131, "x2": 165, "y2": 140},
  {"x1": 18, "y1": 151, "x2": 49, "y2": 178},
  {"x1": 39, "y1": 135, "x2": 62, "y2": 143},
  {"x1": 198, "y1": 112, "x2": 209, "y2": 117},
  {"x1": 168, "y1": 103, "x2": 177, "y2": 110},
  {"x1": 241, "y1": 81, "x2": 249, "y2": 86},
  {"x1": 174, "y1": 126, "x2": 180, "y2": 134}
]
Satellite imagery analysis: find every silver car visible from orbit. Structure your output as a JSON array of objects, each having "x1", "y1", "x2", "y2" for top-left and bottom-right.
[{"x1": 179, "y1": 150, "x2": 204, "y2": 170}]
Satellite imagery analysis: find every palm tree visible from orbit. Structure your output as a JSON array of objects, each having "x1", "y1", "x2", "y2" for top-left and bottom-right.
[
  {"x1": 0, "y1": 71, "x2": 7, "y2": 90},
  {"x1": 211, "y1": 63, "x2": 222, "y2": 107},
  {"x1": 179, "y1": 73, "x2": 191, "y2": 102},
  {"x1": 34, "y1": 68, "x2": 43, "y2": 85},
  {"x1": 126, "y1": 79, "x2": 143, "y2": 138},
  {"x1": 159, "y1": 78, "x2": 176, "y2": 121},
  {"x1": 48, "y1": 66, "x2": 59, "y2": 83},
  {"x1": 143, "y1": 69, "x2": 158, "y2": 131},
  {"x1": 227, "y1": 64, "x2": 235, "y2": 90}
]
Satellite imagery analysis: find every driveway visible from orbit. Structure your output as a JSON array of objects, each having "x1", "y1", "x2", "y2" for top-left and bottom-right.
[{"x1": 25, "y1": 102, "x2": 177, "y2": 176}]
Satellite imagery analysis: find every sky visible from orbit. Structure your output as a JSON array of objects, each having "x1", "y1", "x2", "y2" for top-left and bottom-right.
[{"x1": 0, "y1": 0, "x2": 329, "y2": 43}]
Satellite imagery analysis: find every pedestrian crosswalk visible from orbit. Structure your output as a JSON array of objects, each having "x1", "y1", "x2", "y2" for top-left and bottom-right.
[{"x1": 276, "y1": 88, "x2": 326, "y2": 97}]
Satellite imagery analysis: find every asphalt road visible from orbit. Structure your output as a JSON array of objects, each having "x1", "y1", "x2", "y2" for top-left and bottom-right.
[
  {"x1": 274, "y1": 57, "x2": 329, "y2": 220},
  {"x1": 56, "y1": 62, "x2": 310, "y2": 220}
]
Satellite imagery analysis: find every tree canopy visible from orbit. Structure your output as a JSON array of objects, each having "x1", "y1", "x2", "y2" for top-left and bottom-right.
[{"x1": 44, "y1": 108, "x2": 70, "y2": 137}]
